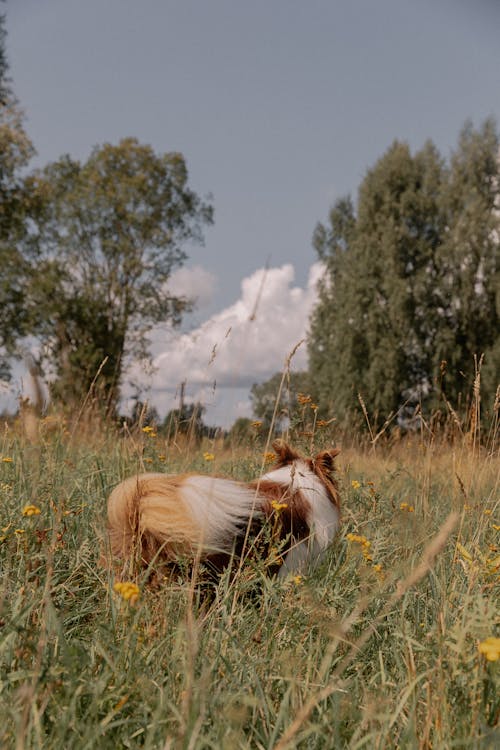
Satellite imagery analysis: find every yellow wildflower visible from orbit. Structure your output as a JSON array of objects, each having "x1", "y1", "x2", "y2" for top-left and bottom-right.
[
  {"x1": 400, "y1": 502, "x2": 415, "y2": 512},
  {"x1": 486, "y1": 556, "x2": 500, "y2": 577},
  {"x1": 351, "y1": 480, "x2": 361, "y2": 490},
  {"x1": 484, "y1": 509, "x2": 492, "y2": 516},
  {"x1": 22, "y1": 504, "x2": 41, "y2": 517},
  {"x1": 158, "y1": 454, "x2": 166, "y2": 461},
  {"x1": 271, "y1": 500, "x2": 288, "y2": 512},
  {"x1": 310, "y1": 402, "x2": 318, "y2": 411},
  {"x1": 113, "y1": 581, "x2": 140, "y2": 604},
  {"x1": 297, "y1": 393, "x2": 312, "y2": 405},
  {"x1": 141, "y1": 426, "x2": 155, "y2": 434},
  {"x1": 478, "y1": 636, "x2": 500, "y2": 662},
  {"x1": 251, "y1": 421, "x2": 262, "y2": 429},
  {"x1": 143, "y1": 457, "x2": 153, "y2": 464},
  {"x1": 203, "y1": 452, "x2": 215, "y2": 461},
  {"x1": 264, "y1": 452, "x2": 277, "y2": 464},
  {"x1": 1, "y1": 457, "x2": 13, "y2": 463},
  {"x1": 14, "y1": 528, "x2": 25, "y2": 535},
  {"x1": 292, "y1": 575, "x2": 302, "y2": 585},
  {"x1": 492, "y1": 524, "x2": 500, "y2": 532},
  {"x1": 346, "y1": 532, "x2": 371, "y2": 548}
]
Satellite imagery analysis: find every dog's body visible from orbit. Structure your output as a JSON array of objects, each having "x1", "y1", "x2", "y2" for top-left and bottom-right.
[{"x1": 107, "y1": 441, "x2": 340, "y2": 577}]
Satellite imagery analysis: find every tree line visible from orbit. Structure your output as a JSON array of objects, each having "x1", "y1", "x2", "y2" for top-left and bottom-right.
[{"x1": 252, "y1": 125, "x2": 500, "y2": 433}]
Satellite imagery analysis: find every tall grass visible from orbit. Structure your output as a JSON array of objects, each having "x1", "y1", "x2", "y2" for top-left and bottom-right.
[{"x1": 0, "y1": 400, "x2": 498, "y2": 749}]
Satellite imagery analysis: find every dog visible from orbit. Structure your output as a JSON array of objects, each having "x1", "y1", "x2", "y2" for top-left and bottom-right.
[{"x1": 106, "y1": 440, "x2": 341, "y2": 578}]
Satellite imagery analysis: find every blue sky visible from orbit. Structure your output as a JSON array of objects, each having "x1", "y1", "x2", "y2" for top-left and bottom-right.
[{"x1": 4, "y1": 0, "x2": 500, "y2": 425}]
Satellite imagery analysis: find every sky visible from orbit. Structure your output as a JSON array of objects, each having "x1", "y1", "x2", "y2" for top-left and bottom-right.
[{"x1": 3, "y1": 0, "x2": 500, "y2": 426}]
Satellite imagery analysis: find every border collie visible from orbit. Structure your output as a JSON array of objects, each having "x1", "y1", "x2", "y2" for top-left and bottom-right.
[{"x1": 107, "y1": 440, "x2": 340, "y2": 577}]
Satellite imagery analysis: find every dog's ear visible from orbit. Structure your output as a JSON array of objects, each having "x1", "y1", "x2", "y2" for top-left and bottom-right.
[
  {"x1": 272, "y1": 439, "x2": 300, "y2": 464},
  {"x1": 314, "y1": 448, "x2": 340, "y2": 473}
]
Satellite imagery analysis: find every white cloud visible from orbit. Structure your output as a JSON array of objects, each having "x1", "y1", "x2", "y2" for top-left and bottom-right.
[
  {"x1": 166, "y1": 264, "x2": 217, "y2": 309},
  {"x1": 2, "y1": 263, "x2": 324, "y2": 428},
  {"x1": 143, "y1": 262, "x2": 323, "y2": 399}
]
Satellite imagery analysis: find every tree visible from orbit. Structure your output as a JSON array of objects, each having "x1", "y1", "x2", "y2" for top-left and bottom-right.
[
  {"x1": 308, "y1": 122, "x2": 500, "y2": 426},
  {"x1": 0, "y1": 12, "x2": 36, "y2": 380},
  {"x1": 22, "y1": 138, "x2": 213, "y2": 412},
  {"x1": 434, "y1": 120, "x2": 500, "y2": 410},
  {"x1": 162, "y1": 402, "x2": 208, "y2": 440},
  {"x1": 309, "y1": 140, "x2": 445, "y2": 423}
]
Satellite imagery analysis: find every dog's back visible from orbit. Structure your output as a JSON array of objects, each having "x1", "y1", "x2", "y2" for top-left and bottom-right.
[{"x1": 107, "y1": 472, "x2": 264, "y2": 564}]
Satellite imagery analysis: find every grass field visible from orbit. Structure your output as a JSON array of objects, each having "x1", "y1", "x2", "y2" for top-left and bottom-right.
[{"x1": 0, "y1": 413, "x2": 498, "y2": 749}]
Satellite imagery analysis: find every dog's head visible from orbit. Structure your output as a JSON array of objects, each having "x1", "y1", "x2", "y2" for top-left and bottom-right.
[
  {"x1": 272, "y1": 440, "x2": 340, "y2": 475},
  {"x1": 271, "y1": 439, "x2": 341, "y2": 507}
]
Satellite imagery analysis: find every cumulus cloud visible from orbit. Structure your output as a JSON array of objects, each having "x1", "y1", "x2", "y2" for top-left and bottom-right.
[
  {"x1": 147, "y1": 262, "x2": 324, "y2": 394},
  {"x1": 166, "y1": 264, "x2": 217, "y2": 309}
]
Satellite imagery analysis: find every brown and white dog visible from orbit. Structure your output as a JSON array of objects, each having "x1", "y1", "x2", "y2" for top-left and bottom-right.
[{"x1": 107, "y1": 441, "x2": 340, "y2": 578}]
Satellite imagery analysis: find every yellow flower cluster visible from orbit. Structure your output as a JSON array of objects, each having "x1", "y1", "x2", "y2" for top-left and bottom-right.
[
  {"x1": 351, "y1": 480, "x2": 361, "y2": 490},
  {"x1": 251, "y1": 421, "x2": 262, "y2": 429},
  {"x1": 457, "y1": 542, "x2": 500, "y2": 579},
  {"x1": 264, "y1": 452, "x2": 277, "y2": 464},
  {"x1": 347, "y1": 532, "x2": 373, "y2": 563},
  {"x1": 400, "y1": 502, "x2": 415, "y2": 513},
  {"x1": 271, "y1": 500, "x2": 288, "y2": 512},
  {"x1": 203, "y1": 452, "x2": 215, "y2": 462},
  {"x1": 113, "y1": 581, "x2": 140, "y2": 604},
  {"x1": 141, "y1": 426, "x2": 156, "y2": 435},
  {"x1": 22, "y1": 504, "x2": 41, "y2": 517},
  {"x1": 478, "y1": 636, "x2": 500, "y2": 662},
  {"x1": 297, "y1": 393, "x2": 311, "y2": 405},
  {"x1": 296, "y1": 393, "x2": 319, "y2": 410},
  {"x1": 1, "y1": 457, "x2": 13, "y2": 463}
]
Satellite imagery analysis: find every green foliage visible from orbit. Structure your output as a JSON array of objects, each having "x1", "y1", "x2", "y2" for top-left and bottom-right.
[
  {"x1": 17, "y1": 138, "x2": 213, "y2": 411},
  {"x1": 162, "y1": 401, "x2": 214, "y2": 441},
  {"x1": 0, "y1": 14, "x2": 36, "y2": 379},
  {"x1": 250, "y1": 370, "x2": 311, "y2": 432},
  {"x1": 309, "y1": 122, "x2": 500, "y2": 425},
  {"x1": 434, "y1": 120, "x2": 500, "y2": 409}
]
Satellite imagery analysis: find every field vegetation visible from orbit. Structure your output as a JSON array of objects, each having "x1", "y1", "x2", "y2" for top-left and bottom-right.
[{"x1": 0, "y1": 391, "x2": 498, "y2": 749}]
